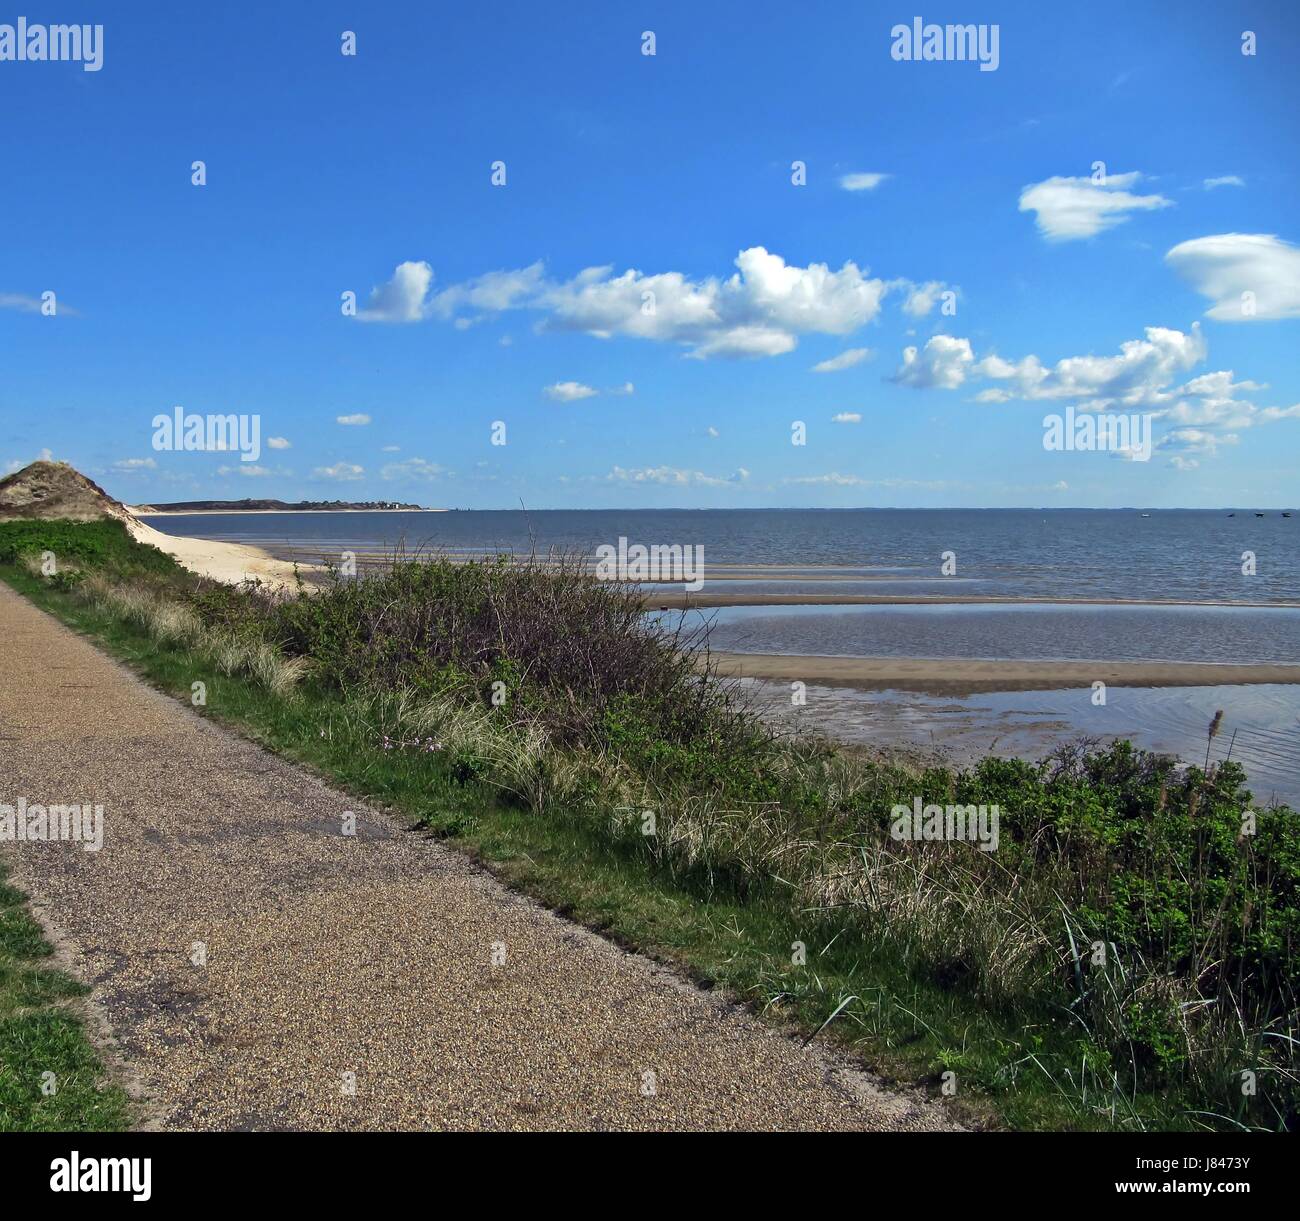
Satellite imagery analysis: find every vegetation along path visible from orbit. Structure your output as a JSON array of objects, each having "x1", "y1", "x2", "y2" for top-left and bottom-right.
[{"x1": 0, "y1": 581, "x2": 956, "y2": 1131}]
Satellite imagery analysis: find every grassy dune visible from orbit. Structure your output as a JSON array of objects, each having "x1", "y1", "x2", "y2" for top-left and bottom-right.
[{"x1": 2, "y1": 518, "x2": 1297, "y2": 1131}]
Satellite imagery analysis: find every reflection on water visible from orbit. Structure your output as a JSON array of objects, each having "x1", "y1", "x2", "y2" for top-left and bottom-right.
[
  {"x1": 747, "y1": 680, "x2": 1300, "y2": 807},
  {"x1": 691, "y1": 602, "x2": 1300, "y2": 665}
]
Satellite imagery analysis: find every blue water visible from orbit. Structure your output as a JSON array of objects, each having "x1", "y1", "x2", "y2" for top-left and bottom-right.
[{"x1": 140, "y1": 508, "x2": 1300, "y2": 604}]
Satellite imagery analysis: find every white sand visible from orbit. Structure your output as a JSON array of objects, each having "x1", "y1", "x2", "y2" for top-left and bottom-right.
[{"x1": 124, "y1": 517, "x2": 318, "y2": 588}]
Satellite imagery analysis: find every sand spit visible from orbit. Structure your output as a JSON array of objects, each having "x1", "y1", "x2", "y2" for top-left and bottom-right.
[{"x1": 711, "y1": 652, "x2": 1300, "y2": 695}]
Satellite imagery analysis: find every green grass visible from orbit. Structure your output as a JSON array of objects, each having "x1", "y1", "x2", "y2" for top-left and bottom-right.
[
  {"x1": 2, "y1": 521, "x2": 1296, "y2": 1132},
  {"x1": 0, "y1": 559, "x2": 1263, "y2": 1133},
  {"x1": 0, "y1": 861, "x2": 133, "y2": 1131}
]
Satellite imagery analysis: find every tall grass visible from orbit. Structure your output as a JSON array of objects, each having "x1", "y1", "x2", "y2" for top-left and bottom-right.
[{"x1": 7, "y1": 526, "x2": 1298, "y2": 1129}]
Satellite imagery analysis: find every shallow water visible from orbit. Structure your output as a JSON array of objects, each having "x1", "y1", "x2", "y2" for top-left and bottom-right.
[
  {"x1": 689, "y1": 602, "x2": 1300, "y2": 665},
  {"x1": 748, "y1": 680, "x2": 1300, "y2": 807}
]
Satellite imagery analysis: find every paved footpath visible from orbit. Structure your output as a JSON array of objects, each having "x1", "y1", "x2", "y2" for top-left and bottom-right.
[{"x1": 0, "y1": 582, "x2": 957, "y2": 1131}]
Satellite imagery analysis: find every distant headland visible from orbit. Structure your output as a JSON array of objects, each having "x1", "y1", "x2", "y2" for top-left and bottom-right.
[{"x1": 133, "y1": 498, "x2": 437, "y2": 514}]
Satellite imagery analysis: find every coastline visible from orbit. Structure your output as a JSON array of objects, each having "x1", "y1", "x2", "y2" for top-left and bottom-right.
[
  {"x1": 125, "y1": 517, "x2": 319, "y2": 587},
  {"x1": 130, "y1": 507, "x2": 446, "y2": 515},
  {"x1": 711, "y1": 651, "x2": 1300, "y2": 695}
]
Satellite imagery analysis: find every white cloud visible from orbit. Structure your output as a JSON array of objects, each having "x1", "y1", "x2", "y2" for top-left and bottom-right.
[
  {"x1": 381, "y1": 458, "x2": 447, "y2": 480},
  {"x1": 892, "y1": 323, "x2": 1300, "y2": 464},
  {"x1": 706, "y1": 426, "x2": 720, "y2": 437},
  {"x1": 0, "y1": 293, "x2": 44, "y2": 313},
  {"x1": 839, "y1": 172, "x2": 890, "y2": 192},
  {"x1": 381, "y1": 445, "x2": 401, "y2": 452},
  {"x1": 606, "y1": 465, "x2": 749, "y2": 488},
  {"x1": 783, "y1": 473, "x2": 955, "y2": 490},
  {"x1": 266, "y1": 436, "x2": 291, "y2": 449},
  {"x1": 787, "y1": 472, "x2": 868, "y2": 486},
  {"x1": 336, "y1": 413, "x2": 371, "y2": 426},
  {"x1": 894, "y1": 281, "x2": 954, "y2": 318},
  {"x1": 544, "y1": 381, "x2": 599, "y2": 402},
  {"x1": 1019, "y1": 172, "x2": 1173, "y2": 241},
  {"x1": 1157, "y1": 428, "x2": 1237, "y2": 458},
  {"x1": 112, "y1": 457, "x2": 157, "y2": 471},
  {"x1": 832, "y1": 412, "x2": 862, "y2": 423},
  {"x1": 812, "y1": 347, "x2": 871, "y2": 373},
  {"x1": 610, "y1": 381, "x2": 635, "y2": 396},
  {"x1": 1203, "y1": 176, "x2": 1245, "y2": 190},
  {"x1": 429, "y1": 263, "x2": 546, "y2": 318},
  {"x1": 382, "y1": 246, "x2": 893, "y2": 360},
  {"x1": 894, "y1": 335, "x2": 975, "y2": 389},
  {"x1": 973, "y1": 325, "x2": 1207, "y2": 407},
  {"x1": 1165, "y1": 233, "x2": 1300, "y2": 321},
  {"x1": 217, "y1": 464, "x2": 275, "y2": 477},
  {"x1": 357, "y1": 260, "x2": 434, "y2": 323},
  {"x1": 314, "y1": 462, "x2": 365, "y2": 481}
]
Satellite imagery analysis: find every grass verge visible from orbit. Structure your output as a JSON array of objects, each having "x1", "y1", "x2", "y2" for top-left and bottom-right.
[
  {"x1": 2, "y1": 520, "x2": 1297, "y2": 1132},
  {"x1": 0, "y1": 859, "x2": 133, "y2": 1131}
]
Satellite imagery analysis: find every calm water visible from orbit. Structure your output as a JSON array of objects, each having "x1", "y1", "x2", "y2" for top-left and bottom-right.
[
  {"x1": 141, "y1": 508, "x2": 1300, "y2": 603},
  {"x1": 144, "y1": 508, "x2": 1300, "y2": 796},
  {"x1": 693, "y1": 602, "x2": 1300, "y2": 665},
  {"x1": 751, "y1": 680, "x2": 1300, "y2": 808}
]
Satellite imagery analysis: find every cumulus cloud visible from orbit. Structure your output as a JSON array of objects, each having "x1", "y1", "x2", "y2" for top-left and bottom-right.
[
  {"x1": 839, "y1": 172, "x2": 890, "y2": 192},
  {"x1": 336, "y1": 413, "x2": 371, "y2": 426},
  {"x1": 362, "y1": 247, "x2": 900, "y2": 360},
  {"x1": 314, "y1": 462, "x2": 365, "y2": 481},
  {"x1": 544, "y1": 381, "x2": 599, "y2": 402},
  {"x1": 973, "y1": 324, "x2": 1207, "y2": 407},
  {"x1": 1019, "y1": 172, "x2": 1173, "y2": 241},
  {"x1": 894, "y1": 323, "x2": 1298, "y2": 464},
  {"x1": 832, "y1": 412, "x2": 862, "y2": 423},
  {"x1": 893, "y1": 335, "x2": 975, "y2": 389},
  {"x1": 357, "y1": 261, "x2": 434, "y2": 323},
  {"x1": 1165, "y1": 233, "x2": 1300, "y2": 321},
  {"x1": 1203, "y1": 176, "x2": 1245, "y2": 190},
  {"x1": 112, "y1": 457, "x2": 157, "y2": 472},
  {"x1": 812, "y1": 347, "x2": 871, "y2": 373},
  {"x1": 266, "y1": 436, "x2": 291, "y2": 449}
]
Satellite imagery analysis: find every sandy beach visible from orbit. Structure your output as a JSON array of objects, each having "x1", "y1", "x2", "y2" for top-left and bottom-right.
[
  {"x1": 126, "y1": 517, "x2": 318, "y2": 587},
  {"x1": 711, "y1": 651, "x2": 1300, "y2": 695}
]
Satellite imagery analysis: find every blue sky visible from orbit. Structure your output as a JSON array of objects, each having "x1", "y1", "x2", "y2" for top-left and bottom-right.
[{"x1": 3, "y1": 1, "x2": 1299, "y2": 508}]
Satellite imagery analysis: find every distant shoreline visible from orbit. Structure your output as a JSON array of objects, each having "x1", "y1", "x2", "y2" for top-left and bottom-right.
[{"x1": 132, "y1": 508, "x2": 446, "y2": 516}]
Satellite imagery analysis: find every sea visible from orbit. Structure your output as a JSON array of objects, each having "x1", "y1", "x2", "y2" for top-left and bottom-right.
[{"x1": 140, "y1": 508, "x2": 1300, "y2": 803}]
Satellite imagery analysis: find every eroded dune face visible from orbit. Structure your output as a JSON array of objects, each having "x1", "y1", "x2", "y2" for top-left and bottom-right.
[{"x1": 0, "y1": 460, "x2": 131, "y2": 523}]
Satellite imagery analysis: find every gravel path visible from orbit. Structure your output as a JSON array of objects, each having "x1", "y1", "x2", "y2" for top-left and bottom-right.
[{"x1": 0, "y1": 582, "x2": 958, "y2": 1131}]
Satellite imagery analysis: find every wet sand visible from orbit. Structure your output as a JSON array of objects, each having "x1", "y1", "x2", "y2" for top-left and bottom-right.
[
  {"x1": 653, "y1": 590, "x2": 1300, "y2": 610},
  {"x1": 711, "y1": 652, "x2": 1300, "y2": 695}
]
